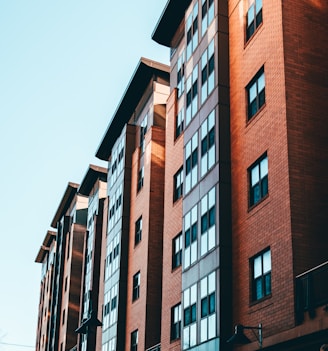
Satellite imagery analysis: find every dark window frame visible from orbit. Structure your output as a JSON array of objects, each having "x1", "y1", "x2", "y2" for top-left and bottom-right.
[
  {"x1": 172, "y1": 232, "x2": 182, "y2": 270},
  {"x1": 132, "y1": 272, "x2": 140, "y2": 301},
  {"x1": 246, "y1": 67, "x2": 265, "y2": 120},
  {"x1": 173, "y1": 167, "x2": 184, "y2": 202},
  {"x1": 135, "y1": 216, "x2": 142, "y2": 246},
  {"x1": 131, "y1": 330, "x2": 138, "y2": 351},
  {"x1": 248, "y1": 153, "x2": 268, "y2": 207},
  {"x1": 171, "y1": 303, "x2": 182, "y2": 341},
  {"x1": 246, "y1": 0, "x2": 263, "y2": 41},
  {"x1": 250, "y1": 248, "x2": 272, "y2": 302}
]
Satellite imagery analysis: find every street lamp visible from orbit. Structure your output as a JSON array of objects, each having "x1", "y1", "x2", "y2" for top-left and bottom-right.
[{"x1": 227, "y1": 323, "x2": 263, "y2": 348}]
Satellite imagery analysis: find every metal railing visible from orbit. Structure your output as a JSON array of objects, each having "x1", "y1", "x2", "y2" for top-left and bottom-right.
[
  {"x1": 295, "y1": 260, "x2": 328, "y2": 323},
  {"x1": 146, "y1": 343, "x2": 161, "y2": 351}
]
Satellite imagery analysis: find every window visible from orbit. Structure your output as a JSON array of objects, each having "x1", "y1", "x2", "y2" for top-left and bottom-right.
[
  {"x1": 249, "y1": 154, "x2": 268, "y2": 206},
  {"x1": 183, "y1": 283, "x2": 197, "y2": 349},
  {"x1": 140, "y1": 115, "x2": 148, "y2": 154},
  {"x1": 184, "y1": 204, "x2": 198, "y2": 269},
  {"x1": 175, "y1": 107, "x2": 184, "y2": 139},
  {"x1": 137, "y1": 166, "x2": 144, "y2": 192},
  {"x1": 201, "y1": 110, "x2": 215, "y2": 177},
  {"x1": 172, "y1": 233, "x2": 182, "y2": 269},
  {"x1": 186, "y1": 2, "x2": 199, "y2": 61},
  {"x1": 246, "y1": 0, "x2": 263, "y2": 41},
  {"x1": 200, "y1": 272, "x2": 216, "y2": 342},
  {"x1": 174, "y1": 167, "x2": 184, "y2": 202},
  {"x1": 171, "y1": 303, "x2": 182, "y2": 341},
  {"x1": 201, "y1": 40, "x2": 215, "y2": 104},
  {"x1": 62, "y1": 309, "x2": 65, "y2": 325},
  {"x1": 135, "y1": 217, "x2": 142, "y2": 245},
  {"x1": 131, "y1": 330, "x2": 138, "y2": 351},
  {"x1": 105, "y1": 234, "x2": 120, "y2": 280},
  {"x1": 251, "y1": 248, "x2": 271, "y2": 301},
  {"x1": 132, "y1": 272, "x2": 140, "y2": 301},
  {"x1": 247, "y1": 67, "x2": 265, "y2": 120},
  {"x1": 110, "y1": 284, "x2": 118, "y2": 325},
  {"x1": 201, "y1": 0, "x2": 214, "y2": 36},
  {"x1": 200, "y1": 187, "x2": 216, "y2": 256},
  {"x1": 177, "y1": 52, "x2": 185, "y2": 98},
  {"x1": 108, "y1": 185, "x2": 123, "y2": 231},
  {"x1": 186, "y1": 64, "x2": 198, "y2": 126},
  {"x1": 185, "y1": 132, "x2": 198, "y2": 194}
]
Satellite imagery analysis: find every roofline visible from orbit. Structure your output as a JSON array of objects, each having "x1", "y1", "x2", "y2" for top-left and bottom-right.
[
  {"x1": 50, "y1": 182, "x2": 79, "y2": 228},
  {"x1": 95, "y1": 57, "x2": 170, "y2": 161},
  {"x1": 78, "y1": 164, "x2": 108, "y2": 196},
  {"x1": 151, "y1": 0, "x2": 191, "y2": 47},
  {"x1": 35, "y1": 230, "x2": 56, "y2": 263}
]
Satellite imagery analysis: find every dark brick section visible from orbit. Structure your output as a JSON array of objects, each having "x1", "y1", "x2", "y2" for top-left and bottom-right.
[
  {"x1": 282, "y1": 0, "x2": 328, "y2": 275},
  {"x1": 230, "y1": 0, "x2": 328, "y2": 348}
]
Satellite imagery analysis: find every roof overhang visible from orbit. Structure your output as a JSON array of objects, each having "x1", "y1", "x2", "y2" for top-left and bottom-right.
[
  {"x1": 152, "y1": 0, "x2": 191, "y2": 47},
  {"x1": 35, "y1": 230, "x2": 56, "y2": 263},
  {"x1": 95, "y1": 57, "x2": 170, "y2": 161},
  {"x1": 78, "y1": 164, "x2": 107, "y2": 196},
  {"x1": 50, "y1": 182, "x2": 79, "y2": 228}
]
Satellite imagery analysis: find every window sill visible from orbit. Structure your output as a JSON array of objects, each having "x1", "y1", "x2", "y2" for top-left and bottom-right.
[
  {"x1": 249, "y1": 294, "x2": 272, "y2": 309},
  {"x1": 246, "y1": 103, "x2": 266, "y2": 127},
  {"x1": 244, "y1": 22, "x2": 264, "y2": 50},
  {"x1": 247, "y1": 193, "x2": 269, "y2": 215}
]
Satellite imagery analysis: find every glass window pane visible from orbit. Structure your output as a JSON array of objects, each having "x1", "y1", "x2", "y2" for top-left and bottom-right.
[
  {"x1": 208, "y1": 110, "x2": 215, "y2": 129},
  {"x1": 201, "y1": 276, "x2": 207, "y2": 297},
  {"x1": 263, "y1": 250, "x2": 271, "y2": 273},
  {"x1": 208, "y1": 226, "x2": 215, "y2": 250},
  {"x1": 208, "y1": 314, "x2": 216, "y2": 339},
  {"x1": 191, "y1": 242, "x2": 197, "y2": 264},
  {"x1": 190, "y1": 324, "x2": 197, "y2": 346},
  {"x1": 201, "y1": 297, "x2": 208, "y2": 318},
  {"x1": 200, "y1": 318, "x2": 207, "y2": 342},
  {"x1": 254, "y1": 255, "x2": 262, "y2": 278},
  {"x1": 209, "y1": 187, "x2": 215, "y2": 207},
  {"x1": 255, "y1": 278, "x2": 263, "y2": 299},
  {"x1": 251, "y1": 165, "x2": 259, "y2": 186},
  {"x1": 247, "y1": 4, "x2": 255, "y2": 24},
  {"x1": 265, "y1": 272, "x2": 272, "y2": 295},
  {"x1": 184, "y1": 288, "x2": 190, "y2": 306},
  {"x1": 209, "y1": 293, "x2": 215, "y2": 314},
  {"x1": 183, "y1": 327, "x2": 189, "y2": 349},
  {"x1": 190, "y1": 284, "x2": 197, "y2": 304},
  {"x1": 256, "y1": 0, "x2": 262, "y2": 13},
  {"x1": 201, "y1": 195, "x2": 208, "y2": 214},
  {"x1": 249, "y1": 82, "x2": 257, "y2": 103},
  {"x1": 260, "y1": 157, "x2": 268, "y2": 177},
  {"x1": 201, "y1": 231, "x2": 207, "y2": 256},
  {"x1": 258, "y1": 72, "x2": 265, "y2": 92},
  {"x1": 208, "y1": 271, "x2": 216, "y2": 293}
]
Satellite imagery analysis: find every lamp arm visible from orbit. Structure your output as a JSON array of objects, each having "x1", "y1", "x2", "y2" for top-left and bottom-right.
[{"x1": 242, "y1": 324, "x2": 263, "y2": 348}]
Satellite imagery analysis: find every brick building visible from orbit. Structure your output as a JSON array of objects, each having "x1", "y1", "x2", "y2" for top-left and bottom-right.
[
  {"x1": 95, "y1": 57, "x2": 170, "y2": 351},
  {"x1": 75, "y1": 165, "x2": 107, "y2": 351},
  {"x1": 35, "y1": 1, "x2": 328, "y2": 351}
]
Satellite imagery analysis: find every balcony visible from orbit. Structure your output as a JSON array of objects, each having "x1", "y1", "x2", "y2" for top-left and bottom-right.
[{"x1": 295, "y1": 260, "x2": 328, "y2": 324}]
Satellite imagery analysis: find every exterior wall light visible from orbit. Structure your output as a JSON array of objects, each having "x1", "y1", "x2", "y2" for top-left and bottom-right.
[{"x1": 227, "y1": 323, "x2": 263, "y2": 348}]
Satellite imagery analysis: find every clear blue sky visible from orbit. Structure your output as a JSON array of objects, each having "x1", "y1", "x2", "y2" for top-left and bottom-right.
[{"x1": 0, "y1": 1, "x2": 168, "y2": 349}]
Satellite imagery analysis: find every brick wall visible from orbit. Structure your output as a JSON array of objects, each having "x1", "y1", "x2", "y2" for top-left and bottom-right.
[{"x1": 161, "y1": 88, "x2": 183, "y2": 351}]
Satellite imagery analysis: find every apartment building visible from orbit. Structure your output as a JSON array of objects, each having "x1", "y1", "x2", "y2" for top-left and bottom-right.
[
  {"x1": 153, "y1": 1, "x2": 232, "y2": 351},
  {"x1": 35, "y1": 230, "x2": 56, "y2": 351},
  {"x1": 95, "y1": 57, "x2": 170, "y2": 351},
  {"x1": 35, "y1": 1, "x2": 328, "y2": 351},
  {"x1": 35, "y1": 182, "x2": 88, "y2": 351},
  {"x1": 75, "y1": 165, "x2": 107, "y2": 351},
  {"x1": 228, "y1": 0, "x2": 328, "y2": 350}
]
